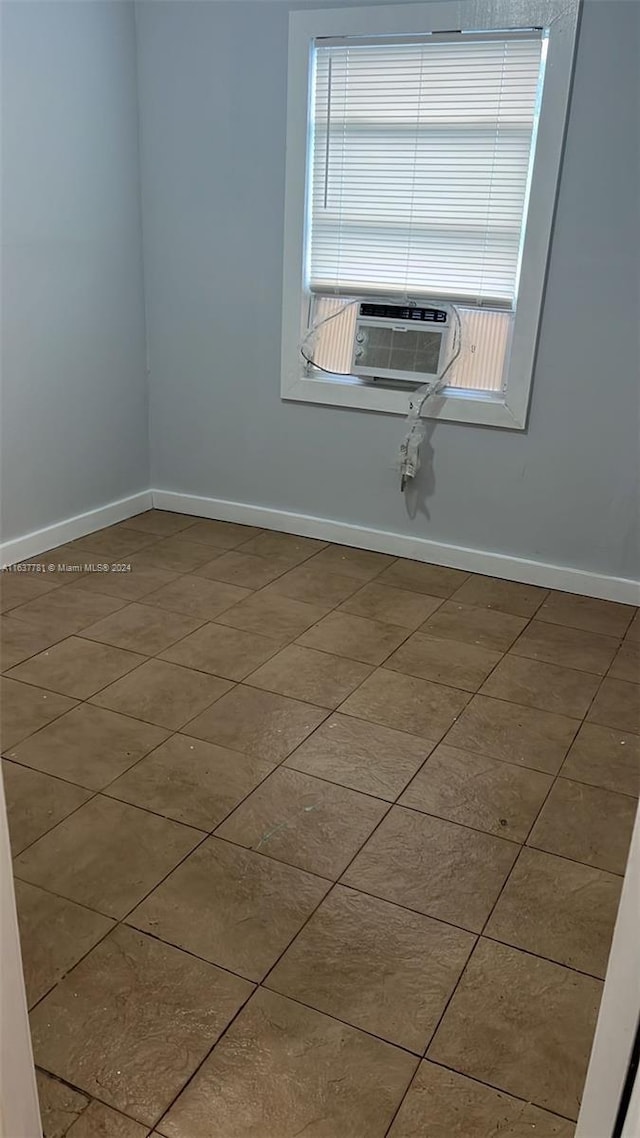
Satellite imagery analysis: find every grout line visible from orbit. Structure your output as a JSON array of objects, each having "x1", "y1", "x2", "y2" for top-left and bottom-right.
[
  {"x1": 381, "y1": 596, "x2": 634, "y2": 1133},
  {"x1": 470, "y1": 623, "x2": 631, "y2": 979},
  {"x1": 8, "y1": 515, "x2": 639, "y2": 1133}
]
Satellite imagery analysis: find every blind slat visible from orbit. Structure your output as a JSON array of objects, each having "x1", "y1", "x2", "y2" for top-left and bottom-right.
[{"x1": 308, "y1": 35, "x2": 544, "y2": 304}]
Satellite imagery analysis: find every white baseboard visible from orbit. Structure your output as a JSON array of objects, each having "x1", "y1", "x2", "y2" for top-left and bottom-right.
[
  {"x1": 152, "y1": 489, "x2": 640, "y2": 606},
  {"x1": 3, "y1": 486, "x2": 637, "y2": 604},
  {"x1": 0, "y1": 491, "x2": 153, "y2": 568}
]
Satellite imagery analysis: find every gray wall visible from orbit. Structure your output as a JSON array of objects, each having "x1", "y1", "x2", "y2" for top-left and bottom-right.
[
  {"x1": 136, "y1": 0, "x2": 639, "y2": 580},
  {"x1": 1, "y1": 0, "x2": 149, "y2": 542}
]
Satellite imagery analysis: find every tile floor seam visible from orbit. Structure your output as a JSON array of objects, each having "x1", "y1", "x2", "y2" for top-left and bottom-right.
[
  {"x1": 8, "y1": 769, "x2": 208, "y2": 864},
  {"x1": 0, "y1": 626, "x2": 72, "y2": 673},
  {"x1": 5, "y1": 635, "x2": 632, "y2": 873},
  {"x1": 447, "y1": 580, "x2": 550, "y2": 620},
  {"x1": 534, "y1": 604, "x2": 636, "y2": 639},
  {"x1": 253, "y1": 731, "x2": 443, "y2": 994},
  {"x1": 473, "y1": 655, "x2": 629, "y2": 952},
  {"x1": 421, "y1": 933, "x2": 601, "y2": 1124},
  {"x1": 143, "y1": 735, "x2": 439, "y2": 1135},
  {"x1": 7, "y1": 518, "x2": 636, "y2": 1137},
  {"x1": 0, "y1": 678, "x2": 84, "y2": 747},
  {"x1": 73, "y1": 612, "x2": 212, "y2": 659},
  {"x1": 392, "y1": 1057, "x2": 580, "y2": 1129},
  {"x1": 369, "y1": 604, "x2": 534, "y2": 708},
  {"x1": 86, "y1": 664, "x2": 240, "y2": 727},
  {"x1": 9, "y1": 722, "x2": 622, "y2": 885},
  {"x1": 373, "y1": 610, "x2": 632, "y2": 1130},
  {"x1": 197, "y1": 569, "x2": 423, "y2": 657}
]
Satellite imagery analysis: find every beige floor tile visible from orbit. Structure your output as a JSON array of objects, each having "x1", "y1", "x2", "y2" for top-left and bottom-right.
[
  {"x1": 610, "y1": 638, "x2": 640, "y2": 683},
  {"x1": 129, "y1": 836, "x2": 329, "y2": 981},
  {"x1": 8, "y1": 586, "x2": 127, "y2": 637},
  {"x1": 266, "y1": 886, "x2": 473, "y2": 1052},
  {"x1": 14, "y1": 795, "x2": 203, "y2": 918},
  {"x1": 340, "y1": 582, "x2": 442, "y2": 629},
  {"x1": 215, "y1": 589, "x2": 326, "y2": 643},
  {"x1": 386, "y1": 633, "x2": 501, "y2": 692},
  {"x1": 239, "y1": 531, "x2": 327, "y2": 566},
  {"x1": 0, "y1": 678, "x2": 76, "y2": 748},
  {"x1": 35, "y1": 543, "x2": 114, "y2": 577},
  {"x1": 215, "y1": 767, "x2": 386, "y2": 878},
  {"x1": 377, "y1": 560, "x2": 469, "y2": 598},
  {"x1": 306, "y1": 544, "x2": 395, "y2": 581},
  {"x1": 587, "y1": 677, "x2": 640, "y2": 734},
  {"x1": 444, "y1": 695, "x2": 579, "y2": 774},
  {"x1": 182, "y1": 519, "x2": 262, "y2": 549},
  {"x1": 420, "y1": 600, "x2": 527, "y2": 652},
  {"x1": 511, "y1": 620, "x2": 619, "y2": 675},
  {"x1": 296, "y1": 611, "x2": 409, "y2": 665},
  {"x1": 5, "y1": 704, "x2": 169, "y2": 790},
  {"x1": 78, "y1": 603, "x2": 203, "y2": 655},
  {"x1": 66, "y1": 1100, "x2": 149, "y2": 1137},
  {"x1": 63, "y1": 529, "x2": 159, "y2": 560},
  {"x1": 132, "y1": 536, "x2": 216, "y2": 573},
  {"x1": 142, "y1": 574, "x2": 251, "y2": 621},
  {"x1": 184, "y1": 684, "x2": 326, "y2": 762},
  {"x1": 480, "y1": 656, "x2": 600, "y2": 718},
  {"x1": 157, "y1": 988, "x2": 416, "y2": 1138},
  {"x1": 399, "y1": 744, "x2": 552, "y2": 842},
  {"x1": 119, "y1": 510, "x2": 197, "y2": 536},
  {"x1": 7, "y1": 637, "x2": 145, "y2": 699},
  {"x1": 246, "y1": 645, "x2": 372, "y2": 709},
  {"x1": 1, "y1": 573, "x2": 61, "y2": 613},
  {"x1": 537, "y1": 591, "x2": 634, "y2": 637},
  {"x1": 340, "y1": 668, "x2": 469, "y2": 740},
  {"x1": 486, "y1": 847, "x2": 622, "y2": 978},
  {"x1": 36, "y1": 1070, "x2": 88, "y2": 1138},
  {"x1": 194, "y1": 549, "x2": 289, "y2": 589},
  {"x1": 265, "y1": 563, "x2": 360, "y2": 608},
  {"x1": 15, "y1": 879, "x2": 114, "y2": 1007},
  {"x1": 343, "y1": 805, "x2": 517, "y2": 931},
  {"x1": 388, "y1": 1062, "x2": 576, "y2": 1138},
  {"x1": 527, "y1": 778, "x2": 636, "y2": 875},
  {"x1": 64, "y1": 525, "x2": 159, "y2": 557},
  {"x1": 107, "y1": 734, "x2": 273, "y2": 830},
  {"x1": 0, "y1": 617, "x2": 65, "y2": 671},
  {"x1": 160, "y1": 621, "x2": 280, "y2": 679},
  {"x1": 3, "y1": 761, "x2": 90, "y2": 855},
  {"x1": 61, "y1": 563, "x2": 179, "y2": 602},
  {"x1": 450, "y1": 575, "x2": 548, "y2": 617},
  {"x1": 91, "y1": 659, "x2": 232, "y2": 730},
  {"x1": 30, "y1": 925, "x2": 252, "y2": 1127},
  {"x1": 428, "y1": 939, "x2": 602, "y2": 1120},
  {"x1": 285, "y1": 712, "x2": 432, "y2": 799},
  {"x1": 561, "y1": 723, "x2": 640, "y2": 797}
]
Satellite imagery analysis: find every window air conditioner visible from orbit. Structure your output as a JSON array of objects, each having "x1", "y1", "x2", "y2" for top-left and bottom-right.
[{"x1": 351, "y1": 301, "x2": 452, "y2": 384}]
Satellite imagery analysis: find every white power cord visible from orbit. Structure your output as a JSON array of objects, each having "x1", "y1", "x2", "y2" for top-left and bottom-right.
[
  {"x1": 398, "y1": 304, "x2": 462, "y2": 492},
  {"x1": 300, "y1": 299, "x2": 360, "y2": 376},
  {"x1": 300, "y1": 298, "x2": 462, "y2": 494}
]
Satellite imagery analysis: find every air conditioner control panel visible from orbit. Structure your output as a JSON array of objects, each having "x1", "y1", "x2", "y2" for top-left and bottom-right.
[{"x1": 359, "y1": 303, "x2": 448, "y2": 324}]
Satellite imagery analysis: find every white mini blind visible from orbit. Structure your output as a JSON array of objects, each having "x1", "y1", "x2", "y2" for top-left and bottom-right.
[{"x1": 308, "y1": 34, "x2": 544, "y2": 307}]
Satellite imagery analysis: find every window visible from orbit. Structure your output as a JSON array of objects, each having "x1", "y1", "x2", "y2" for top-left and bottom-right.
[{"x1": 281, "y1": 1, "x2": 580, "y2": 428}]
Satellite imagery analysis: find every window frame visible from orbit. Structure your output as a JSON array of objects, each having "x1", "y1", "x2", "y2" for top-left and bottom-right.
[{"x1": 280, "y1": 0, "x2": 581, "y2": 429}]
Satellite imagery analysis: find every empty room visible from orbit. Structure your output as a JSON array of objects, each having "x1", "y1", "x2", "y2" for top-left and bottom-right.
[{"x1": 1, "y1": 0, "x2": 639, "y2": 1135}]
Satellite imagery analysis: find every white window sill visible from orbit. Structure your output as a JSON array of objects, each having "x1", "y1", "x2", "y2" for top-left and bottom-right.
[{"x1": 282, "y1": 373, "x2": 526, "y2": 429}]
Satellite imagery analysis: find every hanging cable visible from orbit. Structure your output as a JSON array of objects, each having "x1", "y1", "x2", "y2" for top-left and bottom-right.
[
  {"x1": 398, "y1": 304, "x2": 462, "y2": 493},
  {"x1": 299, "y1": 298, "x2": 360, "y2": 377}
]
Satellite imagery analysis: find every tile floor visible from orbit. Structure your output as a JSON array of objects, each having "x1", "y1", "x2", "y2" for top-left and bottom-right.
[{"x1": 1, "y1": 510, "x2": 639, "y2": 1137}]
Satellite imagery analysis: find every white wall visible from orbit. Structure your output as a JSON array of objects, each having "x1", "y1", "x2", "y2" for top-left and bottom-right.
[
  {"x1": 135, "y1": 0, "x2": 639, "y2": 582},
  {"x1": 1, "y1": 0, "x2": 149, "y2": 543}
]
